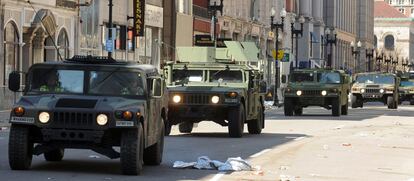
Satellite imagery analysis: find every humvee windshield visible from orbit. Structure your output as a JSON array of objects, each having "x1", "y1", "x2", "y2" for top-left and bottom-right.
[
  {"x1": 355, "y1": 74, "x2": 395, "y2": 84},
  {"x1": 410, "y1": 73, "x2": 414, "y2": 79},
  {"x1": 291, "y1": 72, "x2": 315, "y2": 83},
  {"x1": 400, "y1": 81, "x2": 414, "y2": 87},
  {"x1": 173, "y1": 70, "x2": 203, "y2": 82},
  {"x1": 318, "y1": 72, "x2": 341, "y2": 84},
  {"x1": 28, "y1": 67, "x2": 145, "y2": 96},
  {"x1": 210, "y1": 70, "x2": 243, "y2": 83}
]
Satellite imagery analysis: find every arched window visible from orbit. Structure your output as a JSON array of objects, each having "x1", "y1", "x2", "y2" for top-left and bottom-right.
[
  {"x1": 58, "y1": 29, "x2": 69, "y2": 60},
  {"x1": 3, "y1": 22, "x2": 19, "y2": 86},
  {"x1": 384, "y1": 35, "x2": 395, "y2": 50},
  {"x1": 374, "y1": 35, "x2": 378, "y2": 48}
]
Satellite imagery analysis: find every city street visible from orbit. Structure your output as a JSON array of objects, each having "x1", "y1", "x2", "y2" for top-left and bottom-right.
[{"x1": 0, "y1": 104, "x2": 413, "y2": 181}]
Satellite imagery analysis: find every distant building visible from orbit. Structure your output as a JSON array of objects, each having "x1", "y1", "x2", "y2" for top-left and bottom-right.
[{"x1": 385, "y1": 0, "x2": 414, "y2": 17}]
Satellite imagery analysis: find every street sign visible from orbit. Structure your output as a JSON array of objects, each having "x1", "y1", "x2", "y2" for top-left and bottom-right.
[
  {"x1": 134, "y1": 0, "x2": 145, "y2": 37},
  {"x1": 106, "y1": 39, "x2": 114, "y2": 53},
  {"x1": 281, "y1": 53, "x2": 290, "y2": 62},
  {"x1": 272, "y1": 50, "x2": 284, "y2": 60}
]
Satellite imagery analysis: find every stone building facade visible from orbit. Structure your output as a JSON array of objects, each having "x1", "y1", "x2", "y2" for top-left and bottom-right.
[{"x1": 385, "y1": 0, "x2": 414, "y2": 17}]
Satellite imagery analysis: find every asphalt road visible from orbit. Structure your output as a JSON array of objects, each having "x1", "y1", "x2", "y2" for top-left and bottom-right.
[{"x1": 0, "y1": 104, "x2": 414, "y2": 181}]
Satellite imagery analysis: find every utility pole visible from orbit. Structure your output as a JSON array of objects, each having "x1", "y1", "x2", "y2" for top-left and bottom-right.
[{"x1": 108, "y1": 0, "x2": 113, "y2": 59}]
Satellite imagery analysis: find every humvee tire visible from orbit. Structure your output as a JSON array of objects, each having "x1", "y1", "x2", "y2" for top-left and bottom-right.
[
  {"x1": 121, "y1": 124, "x2": 144, "y2": 175},
  {"x1": 178, "y1": 122, "x2": 193, "y2": 134},
  {"x1": 351, "y1": 94, "x2": 359, "y2": 108},
  {"x1": 165, "y1": 120, "x2": 172, "y2": 136},
  {"x1": 248, "y1": 104, "x2": 263, "y2": 134},
  {"x1": 144, "y1": 119, "x2": 165, "y2": 165},
  {"x1": 44, "y1": 149, "x2": 64, "y2": 162},
  {"x1": 294, "y1": 108, "x2": 303, "y2": 116},
  {"x1": 332, "y1": 98, "x2": 341, "y2": 117},
  {"x1": 341, "y1": 100, "x2": 349, "y2": 115},
  {"x1": 228, "y1": 105, "x2": 245, "y2": 138},
  {"x1": 9, "y1": 125, "x2": 33, "y2": 170},
  {"x1": 284, "y1": 98, "x2": 294, "y2": 116},
  {"x1": 387, "y1": 96, "x2": 397, "y2": 109}
]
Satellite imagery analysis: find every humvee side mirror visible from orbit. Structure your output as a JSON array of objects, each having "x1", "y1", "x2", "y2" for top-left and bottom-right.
[
  {"x1": 8, "y1": 71, "x2": 21, "y2": 92},
  {"x1": 152, "y1": 78, "x2": 163, "y2": 98}
]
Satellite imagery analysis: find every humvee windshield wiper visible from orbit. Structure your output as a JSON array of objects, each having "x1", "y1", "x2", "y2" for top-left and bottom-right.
[
  {"x1": 92, "y1": 68, "x2": 122, "y2": 88},
  {"x1": 212, "y1": 65, "x2": 230, "y2": 78}
]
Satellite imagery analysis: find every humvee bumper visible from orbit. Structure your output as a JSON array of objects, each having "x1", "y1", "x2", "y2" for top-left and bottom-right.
[
  {"x1": 41, "y1": 129, "x2": 105, "y2": 143},
  {"x1": 168, "y1": 104, "x2": 239, "y2": 123},
  {"x1": 285, "y1": 95, "x2": 339, "y2": 106}
]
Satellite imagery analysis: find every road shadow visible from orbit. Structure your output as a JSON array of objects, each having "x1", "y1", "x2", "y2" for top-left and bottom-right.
[{"x1": 265, "y1": 105, "x2": 414, "y2": 121}]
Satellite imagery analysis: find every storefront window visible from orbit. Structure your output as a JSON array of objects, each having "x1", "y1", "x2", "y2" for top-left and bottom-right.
[
  {"x1": 58, "y1": 29, "x2": 70, "y2": 59},
  {"x1": 3, "y1": 22, "x2": 20, "y2": 86}
]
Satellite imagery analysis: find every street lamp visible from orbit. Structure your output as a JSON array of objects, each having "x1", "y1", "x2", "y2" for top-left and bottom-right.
[
  {"x1": 384, "y1": 55, "x2": 392, "y2": 73},
  {"x1": 324, "y1": 28, "x2": 337, "y2": 68},
  {"x1": 291, "y1": 16, "x2": 305, "y2": 68},
  {"x1": 270, "y1": 7, "x2": 286, "y2": 106},
  {"x1": 375, "y1": 50, "x2": 384, "y2": 72},
  {"x1": 366, "y1": 48, "x2": 374, "y2": 72},
  {"x1": 351, "y1": 41, "x2": 362, "y2": 73},
  {"x1": 207, "y1": 0, "x2": 224, "y2": 44}
]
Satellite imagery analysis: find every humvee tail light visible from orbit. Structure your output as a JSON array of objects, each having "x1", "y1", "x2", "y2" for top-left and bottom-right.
[
  {"x1": 321, "y1": 90, "x2": 327, "y2": 96},
  {"x1": 122, "y1": 111, "x2": 133, "y2": 121},
  {"x1": 296, "y1": 90, "x2": 303, "y2": 96},
  {"x1": 211, "y1": 96, "x2": 220, "y2": 104},
  {"x1": 380, "y1": 89, "x2": 385, "y2": 94},
  {"x1": 173, "y1": 95, "x2": 182, "y2": 103},
  {"x1": 360, "y1": 89, "x2": 365, "y2": 93},
  {"x1": 13, "y1": 107, "x2": 25, "y2": 117},
  {"x1": 97, "y1": 114, "x2": 108, "y2": 126},
  {"x1": 39, "y1": 112, "x2": 50, "y2": 124}
]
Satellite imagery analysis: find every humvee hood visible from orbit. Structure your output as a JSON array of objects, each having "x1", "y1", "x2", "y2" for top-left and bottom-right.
[
  {"x1": 288, "y1": 83, "x2": 341, "y2": 89},
  {"x1": 16, "y1": 95, "x2": 145, "y2": 111},
  {"x1": 353, "y1": 83, "x2": 394, "y2": 88},
  {"x1": 168, "y1": 86, "x2": 244, "y2": 93}
]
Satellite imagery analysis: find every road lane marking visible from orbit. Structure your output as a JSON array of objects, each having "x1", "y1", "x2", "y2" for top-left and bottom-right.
[
  {"x1": 210, "y1": 172, "x2": 226, "y2": 181},
  {"x1": 250, "y1": 149, "x2": 272, "y2": 158}
]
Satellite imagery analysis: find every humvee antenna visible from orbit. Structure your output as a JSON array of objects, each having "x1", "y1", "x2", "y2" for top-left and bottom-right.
[{"x1": 27, "y1": 1, "x2": 64, "y2": 61}]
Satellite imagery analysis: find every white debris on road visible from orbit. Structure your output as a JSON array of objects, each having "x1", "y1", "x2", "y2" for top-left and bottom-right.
[
  {"x1": 173, "y1": 156, "x2": 253, "y2": 171},
  {"x1": 88, "y1": 155, "x2": 100, "y2": 159}
]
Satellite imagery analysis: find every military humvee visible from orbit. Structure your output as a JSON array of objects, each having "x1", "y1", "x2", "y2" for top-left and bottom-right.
[
  {"x1": 7, "y1": 56, "x2": 167, "y2": 175},
  {"x1": 351, "y1": 72, "x2": 399, "y2": 109},
  {"x1": 284, "y1": 69, "x2": 351, "y2": 117},
  {"x1": 398, "y1": 72, "x2": 414, "y2": 105},
  {"x1": 164, "y1": 41, "x2": 266, "y2": 138}
]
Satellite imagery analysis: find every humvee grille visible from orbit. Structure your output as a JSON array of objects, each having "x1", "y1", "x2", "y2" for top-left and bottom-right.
[
  {"x1": 303, "y1": 90, "x2": 321, "y2": 96},
  {"x1": 183, "y1": 94, "x2": 210, "y2": 104},
  {"x1": 366, "y1": 89, "x2": 380, "y2": 93},
  {"x1": 52, "y1": 112, "x2": 95, "y2": 129}
]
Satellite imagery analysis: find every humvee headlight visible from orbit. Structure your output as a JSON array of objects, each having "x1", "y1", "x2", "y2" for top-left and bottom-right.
[
  {"x1": 296, "y1": 90, "x2": 303, "y2": 96},
  {"x1": 13, "y1": 107, "x2": 25, "y2": 117},
  {"x1": 321, "y1": 90, "x2": 328, "y2": 96},
  {"x1": 211, "y1": 96, "x2": 220, "y2": 104},
  {"x1": 228, "y1": 92, "x2": 238, "y2": 98},
  {"x1": 38, "y1": 112, "x2": 50, "y2": 124},
  {"x1": 360, "y1": 89, "x2": 366, "y2": 93},
  {"x1": 122, "y1": 111, "x2": 133, "y2": 121},
  {"x1": 380, "y1": 89, "x2": 385, "y2": 94},
  {"x1": 173, "y1": 95, "x2": 182, "y2": 103},
  {"x1": 97, "y1": 114, "x2": 108, "y2": 126}
]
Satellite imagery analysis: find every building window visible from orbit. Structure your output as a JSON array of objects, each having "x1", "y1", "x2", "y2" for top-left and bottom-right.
[
  {"x1": 399, "y1": 8, "x2": 405, "y2": 14},
  {"x1": 58, "y1": 29, "x2": 70, "y2": 59},
  {"x1": 3, "y1": 22, "x2": 20, "y2": 86},
  {"x1": 384, "y1": 35, "x2": 395, "y2": 50},
  {"x1": 374, "y1": 35, "x2": 378, "y2": 48},
  {"x1": 398, "y1": 0, "x2": 404, "y2": 5}
]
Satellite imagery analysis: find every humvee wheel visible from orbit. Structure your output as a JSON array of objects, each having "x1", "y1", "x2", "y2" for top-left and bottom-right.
[
  {"x1": 294, "y1": 108, "x2": 303, "y2": 116},
  {"x1": 248, "y1": 104, "x2": 263, "y2": 134},
  {"x1": 178, "y1": 122, "x2": 193, "y2": 134},
  {"x1": 44, "y1": 148, "x2": 64, "y2": 162},
  {"x1": 144, "y1": 118, "x2": 165, "y2": 165},
  {"x1": 9, "y1": 125, "x2": 33, "y2": 170},
  {"x1": 387, "y1": 96, "x2": 397, "y2": 109},
  {"x1": 121, "y1": 124, "x2": 144, "y2": 175},
  {"x1": 228, "y1": 105, "x2": 245, "y2": 138},
  {"x1": 284, "y1": 98, "x2": 294, "y2": 116},
  {"x1": 341, "y1": 98, "x2": 349, "y2": 115},
  {"x1": 165, "y1": 120, "x2": 172, "y2": 136},
  {"x1": 351, "y1": 94, "x2": 359, "y2": 108},
  {"x1": 332, "y1": 98, "x2": 341, "y2": 117}
]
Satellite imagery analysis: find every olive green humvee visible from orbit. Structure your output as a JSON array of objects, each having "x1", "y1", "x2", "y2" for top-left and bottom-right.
[
  {"x1": 351, "y1": 72, "x2": 399, "y2": 109},
  {"x1": 164, "y1": 42, "x2": 266, "y2": 138},
  {"x1": 7, "y1": 56, "x2": 167, "y2": 175},
  {"x1": 284, "y1": 69, "x2": 351, "y2": 117},
  {"x1": 397, "y1": 72, "x2": 414, "y2": 105}
]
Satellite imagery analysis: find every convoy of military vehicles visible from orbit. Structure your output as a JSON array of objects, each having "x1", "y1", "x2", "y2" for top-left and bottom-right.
[{"x1": 6, "y1": 36, "x2": 413, "y2": 175}]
